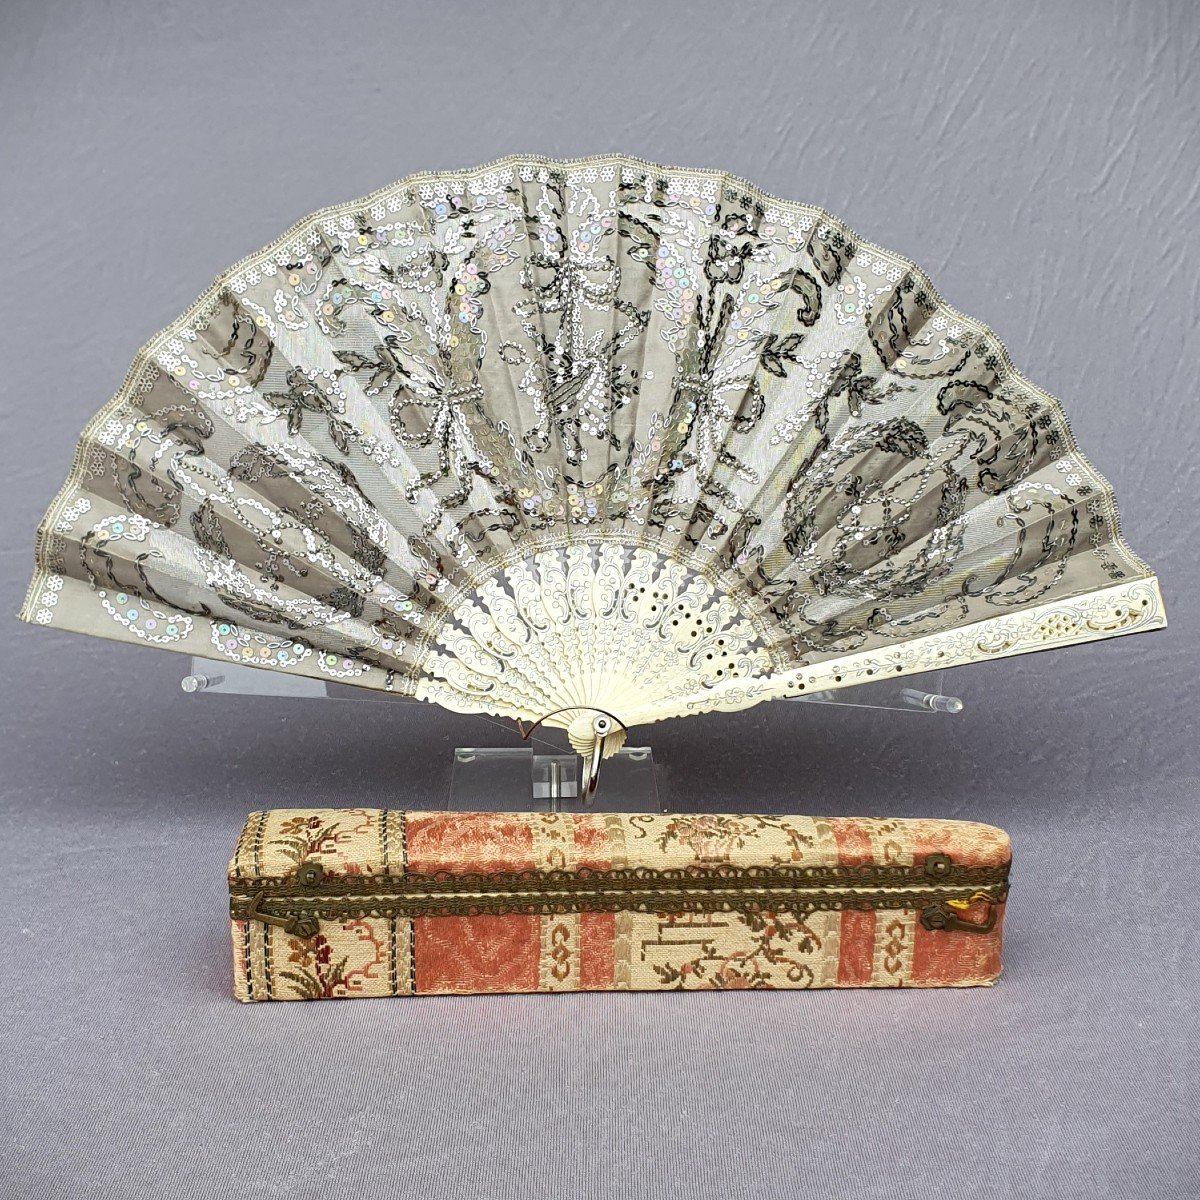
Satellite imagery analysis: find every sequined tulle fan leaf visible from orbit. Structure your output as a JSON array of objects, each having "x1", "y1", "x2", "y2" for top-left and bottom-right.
[{"x1": 21, "y1": 154, "x2": 1164, "y2": 758}]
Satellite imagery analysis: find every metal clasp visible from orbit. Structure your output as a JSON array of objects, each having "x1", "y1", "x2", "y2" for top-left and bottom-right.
[
  {"x1": 245, "y1": 890, "x2": 320, "y2": 939},
  {"x1": 919, "y1": 899, "x2": 998, "y2": 935}
]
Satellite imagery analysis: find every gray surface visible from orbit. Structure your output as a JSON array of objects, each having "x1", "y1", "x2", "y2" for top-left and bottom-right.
[{"x1": 1, "y1": 1, "x2": 1198, "y2": 1196}]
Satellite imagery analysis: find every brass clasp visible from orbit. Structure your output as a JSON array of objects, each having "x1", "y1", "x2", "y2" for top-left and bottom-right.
[
  {"x1": 919, "y1": 899, "x2": 998, "y2": 935},
  {"x1": 245, "y1": 890, "x2": 320, "y2": 939}
]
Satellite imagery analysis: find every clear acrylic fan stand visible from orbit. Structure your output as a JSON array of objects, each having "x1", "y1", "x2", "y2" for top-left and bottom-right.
[{"x1": 180, "y1": 658, "x2": 962, "y2": 813}]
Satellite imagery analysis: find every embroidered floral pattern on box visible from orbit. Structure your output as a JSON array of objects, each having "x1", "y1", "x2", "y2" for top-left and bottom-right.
[{"x1": 229, "y1": 809, "x2": 1011, "y2": 1000}]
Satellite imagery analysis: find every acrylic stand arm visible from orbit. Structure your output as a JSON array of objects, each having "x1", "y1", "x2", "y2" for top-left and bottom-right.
[
  {"x1": 179, "y1": 659, "x2": 963, "y2": 811},
  {"x1": 181, "y1": 664, "x2": 331, "y2": 698},
  {"x1": 788, "y1": 685, "x2": 963, "y2": 715}
]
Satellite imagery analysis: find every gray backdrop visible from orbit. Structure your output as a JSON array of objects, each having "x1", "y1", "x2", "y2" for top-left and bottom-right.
[{"x1": 1, "y1": 1, "x2": 1197, "y2": 1197}]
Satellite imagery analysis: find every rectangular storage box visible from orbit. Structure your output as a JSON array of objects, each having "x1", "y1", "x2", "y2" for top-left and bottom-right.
[{"x1": 229, "y1": 809, "x2": 1011, "y2": 1000}]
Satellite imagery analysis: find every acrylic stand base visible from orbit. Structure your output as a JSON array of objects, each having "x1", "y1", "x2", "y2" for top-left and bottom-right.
[
  {"x1": 450, "y1": 746, "x2": 660, "y2": 813},
  {"x1": 181, "y1": 659, "x2": 961, "y2": 812}
]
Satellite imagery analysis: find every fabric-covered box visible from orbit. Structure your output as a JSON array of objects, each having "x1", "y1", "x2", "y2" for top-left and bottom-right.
[{"x1": 229, "y1": 809, "x2": 1011, "y2": 1000}]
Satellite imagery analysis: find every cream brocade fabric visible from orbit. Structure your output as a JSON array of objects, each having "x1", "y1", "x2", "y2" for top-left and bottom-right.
[
  {"x1": 229, "y1": 809, "x2": 1012, "y2": 999},
  {"x1": 21, "y1": 155, "x2": 1163, "y2": 749}
]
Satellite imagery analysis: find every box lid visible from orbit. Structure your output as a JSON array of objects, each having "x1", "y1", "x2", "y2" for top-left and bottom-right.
[{"x1": 229, "y1": 808, "x2": 1011, "y2": 884}]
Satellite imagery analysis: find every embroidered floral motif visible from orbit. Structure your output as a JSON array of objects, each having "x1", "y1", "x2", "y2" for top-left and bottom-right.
[
  {"x1": 650, "y1": 911, "x2": 828, "y2": 990},
  {"x1": 263, "y1": 368, "x2": 356, "y2": 455},
  {"x1": 280, "y1": 933, "x2": 348, "y2": 999},
  {"x1": 278, "y1": 921, "x2": 388, "y2": 999},
  {"x1": 271, "y1": 815, "x2": 343, "y2": 866},
  {"x1": 652, "y1": 814, "x2": 814, "y2": 862}
]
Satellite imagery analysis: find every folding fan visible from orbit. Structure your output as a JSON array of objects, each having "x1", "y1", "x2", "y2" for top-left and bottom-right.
[{"x1": 21, "y1": 154, "x2": 1164, "y2": 781}]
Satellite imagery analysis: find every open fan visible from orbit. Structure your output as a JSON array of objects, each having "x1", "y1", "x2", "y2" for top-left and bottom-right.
[{"x1": 21, "y1": 153, "x2": 1164, "y2": 777}]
